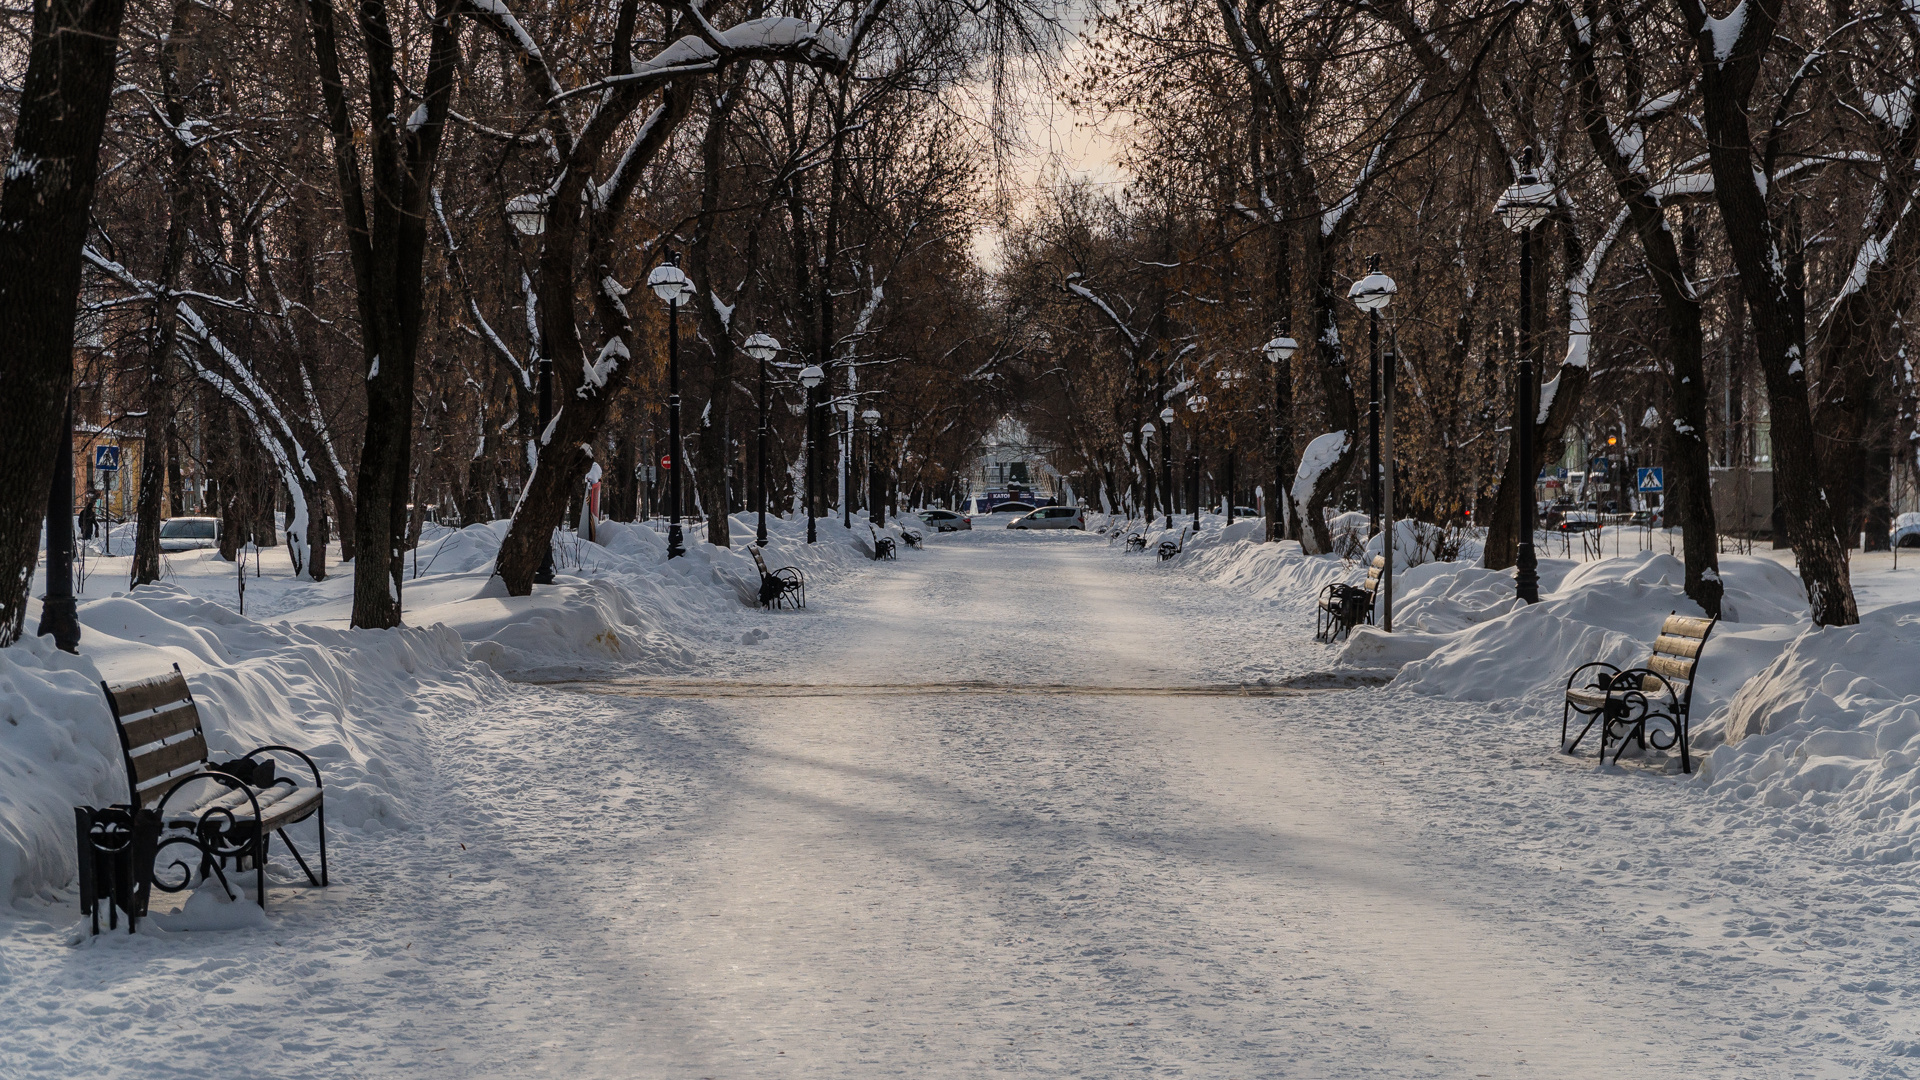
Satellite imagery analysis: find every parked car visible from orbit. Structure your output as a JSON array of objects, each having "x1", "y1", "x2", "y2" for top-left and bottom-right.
[
  {"x1": 990, "y1": 501, "x2": 1036, "y2": 515},
  {"x1": 1008, "y1": 506, "x2": 1087, "y2": 530},
  {"x1": 1894, "y1": 512, "x2": 1920, "y2": 548},
  {"x1": 1557, "y1": 510, "x2": 1601, "y2": 533},
  {"x1": 916, "y1": 509, "x2": 972, "y2": 532},
  {"x1": 157, "y1": 516, "x2": 221, "y2": 551},
  {"x1": 1232, "y1": 506, "x2": 1260, "y2": 518}
]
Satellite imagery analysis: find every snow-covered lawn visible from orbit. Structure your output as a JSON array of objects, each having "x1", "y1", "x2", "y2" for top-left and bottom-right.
[{"x1": 4, "y1": 517, "x2": 1919, "y2": 1076}]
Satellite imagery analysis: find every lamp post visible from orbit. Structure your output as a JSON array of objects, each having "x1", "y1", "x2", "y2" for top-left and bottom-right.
[
  {"x1": 862, "y1": 408, "x2": 883, "y2": 526},
  {"x1": 742, "y1": 324, "x2": 781, "y2": 547},
  {"x1": 509, "y1": 193, "x2": 558, "y2": 583},
  {"x1": 1187, "y1": 393, "x2": 1208, "y2": 534},
  {"x1": 1347, "y1": 255, "x2": 1395, "y2": 538},
  {"x1": 800, "y1": 364, "x2": 825, "y2": 543},
  {"x1": 1215, "y1": 369, "x2": 1247, "y2": 525},
  {"x1": 1159, "y1": 405, "x2": 1176, "y2": 529},
  {"x1": 38, "y1": 394, "x2": 79, "y2": 651},
  {"x1": 1138, "y1": 422, "x2": 1155, "y2": 522},
  {"x1": 1262, "y1": 334, "x2": 1297, "y2": 541},
  {"x1": 648, "y1": 253, "x2": 696, "y2": 558},
  {"x1": 1495, "y1": 149, "x2": 1555, "y2": 603}
]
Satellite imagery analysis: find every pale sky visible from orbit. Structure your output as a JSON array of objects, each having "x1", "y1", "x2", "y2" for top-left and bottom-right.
[{"x1": 966, "y1": 33, "x2": 1132, "y2": 272}]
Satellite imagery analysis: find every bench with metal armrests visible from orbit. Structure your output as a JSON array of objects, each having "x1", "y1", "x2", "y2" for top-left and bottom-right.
[
  {"x1": 1315, "y1": 555, "x2": 1385, "y2": 643},
  {"x1": 748, "y1": 545, "x2": 806, "y2": 609},
  {"x1": 78, "y1": 664, "x2": 330, "y2": 932},
  {"x1": 1562, "y1": 612, "x2": 1717, "y2": 773}
]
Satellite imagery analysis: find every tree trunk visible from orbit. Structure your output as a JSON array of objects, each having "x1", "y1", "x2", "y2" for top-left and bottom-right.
[
  {"x1": 1556, "y1": 5, "x2": 1722, "y2": 614},
  {"x1": 0, "y1": 0, "x2": 130, "y2": 644},
  {"x1": 132, "y1": 0, "x2": 199, "y2": 589},
  {"x1": 1675, "y1": 0, "x2": 1857, "y2": 625}
]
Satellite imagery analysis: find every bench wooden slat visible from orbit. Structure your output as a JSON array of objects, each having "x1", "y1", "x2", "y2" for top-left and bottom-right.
[
  {"x1": 1651, "y1": 634, "x2": 1704, "y2": 660},
  {"x1": 108, "y1": 672, "x2": 191, "y2": 718},
  {"x1": 1644, "y1": 654, "x2": 1695, "y2": 684},
  {"x1": 128, "y1": 733, "x2": 210, "y2": 792},
  {"x1": 122, "y1": 702, "x2": 202, "y2": 751},
  {"x1": 1660, "y1": 614, "x2": 1714, "y2": 639}
]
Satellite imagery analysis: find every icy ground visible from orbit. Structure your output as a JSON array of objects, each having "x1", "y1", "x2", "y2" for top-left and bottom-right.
[{"x1": 6, "y1": 524, "x2": 1920, "y2": 1077}]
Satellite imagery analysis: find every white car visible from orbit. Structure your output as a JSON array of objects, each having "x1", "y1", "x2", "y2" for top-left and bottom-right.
[
  {"x1": 1894, "y1": 512, "x2": 1920, "y2": 548},
  {"x1": 158, "y1": 516, "x2": 221, "y2": 551},
  {"x1": 917, "y1": 509, "x2": 972, "y2": 532},
  {"x1": 1007, "y1": 506, "x2": 1087, "y2": 530}
]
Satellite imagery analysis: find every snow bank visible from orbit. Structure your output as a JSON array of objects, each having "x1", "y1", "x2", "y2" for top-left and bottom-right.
[
  {"x1": 1694, "y1": 603, "x2": 1920, "y2": 851},
  {"x1": 1, "y1": 583, "x2": 491, "y2": 903}
]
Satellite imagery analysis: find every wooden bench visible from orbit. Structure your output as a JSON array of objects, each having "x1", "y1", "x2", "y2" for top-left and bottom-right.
[
  {"x1": 81, "y1": 664, "x2": 328, "y2": 928},
  {"x1": 900, "y1": 527, "x2": 923, "y2": 549},
  {"x1": 1316, "y1": 555, "x2": 1385, "y2": 642},
  {"x1": 748, "y1": 545, "x2": 806, "y2": 609},
  {"x1": 1562, "y1": 612, "x2": 1717, "y2": 773}
]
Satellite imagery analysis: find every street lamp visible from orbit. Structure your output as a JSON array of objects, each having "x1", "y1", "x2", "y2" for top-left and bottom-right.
[
  {"x1": 1347, "y1": 254, "x2": 1395, "y2": 538},
  {"x1": 1262, "y1": 334, "x2": 1297, "y2": 541},
  {"x1": 1495, "y1": 148, "x2": 1555, "y2": 604},
  {"x1": 1216, "y1": 369, "x2": 1247, "y2": 526},
  {"x1": 799, "y1": 364, "x2": 825, "y2": 543},
  {"x1": 648, "y1": 252, "x2": 696, "y2": 558},
  {"x1": 506, "y1": 193, "x2": 547, "y2": 235},
  {"x1": 1158, "y1": 405, "x2": 1176, "y2": 530},
  {"x1": 510, "y1": 193, "x2": 557, "y2": 584},
  {"x1": 1187, "y1": 393, "x2": 1208, "y2": 534},
  {"x1": 742, "y1": 323, "x2": 782, "y2": 547},
  {"x1": 862, "y1": 407, "x2": 883, "y2": 526}
]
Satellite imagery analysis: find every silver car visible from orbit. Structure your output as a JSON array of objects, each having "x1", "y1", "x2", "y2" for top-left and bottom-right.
[
  {"x1": 158, "y1": 516, "x2": 221, "y2": 551},
  {"x1": 1007, "y1": 506, "x2": 1087, "y2": 530},
  {"x1": 916, "y1": 509, "x2": 972, "y2": 532}
]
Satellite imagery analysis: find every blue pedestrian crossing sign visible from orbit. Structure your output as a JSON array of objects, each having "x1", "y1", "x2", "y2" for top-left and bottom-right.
[
  {"x1": 93, "y1": 445, "x2": 120, "y2": 472},
  {"x1": 1637, "y1": 467, "x2": 1664, "y2": 494}
]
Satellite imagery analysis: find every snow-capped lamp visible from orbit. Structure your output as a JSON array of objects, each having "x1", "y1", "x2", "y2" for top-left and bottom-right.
[
  {"x1": 742, "y1": 326, "x2": 782, "y2": 362},
  {"x1": 648, "y1": 254, "x2": 695, "y2": 307},
  {"x1": 506, "y1": 193, "x2": 546, "y2": 235},
  {"x1": 861, "y1": 407, "x2": 881, "y2": 432},
  {"x1": 799, "y1": 364, "x2": 825, "y2": 389},
  {"x1": 1495, "y1": 147, "x2": 1551, "y2": 605},
  {"x1": 1187, "y1": 393, "x2": 1208, "y2": 413},
  {"x1": 1159, "y1": 405, "x2": 1175, "y2": 425},
  {"x1": 1347, "y1": 256, "x2": 1396, "y2": 312},
  {"x1": 1494, "y1": 148, "x2": 1555, "y2": 234},
  {"x1": 1262, "y1": 335, "x2": 1298, "y2": 364}
]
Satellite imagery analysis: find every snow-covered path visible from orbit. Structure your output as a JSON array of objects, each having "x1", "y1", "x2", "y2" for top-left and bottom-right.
[{"x1": 10, "y1": 528, "x2": 1914, "y2": 1077}]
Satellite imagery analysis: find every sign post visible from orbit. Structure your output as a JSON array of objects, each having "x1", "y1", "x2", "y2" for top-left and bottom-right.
[{"x1": 93, "y1": 446, "x2": 120, "y2": 555}]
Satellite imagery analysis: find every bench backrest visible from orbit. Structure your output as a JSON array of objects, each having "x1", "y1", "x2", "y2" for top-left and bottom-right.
[
  {"x1": 1643, "y1": 612, "x2": 1716, "y2": 706},
  {"x1": 102, "y1": 664, "x2": 208, "y2": 808},
  {"x1": 748, "y1": 546, "x2": 771, "y2": 576},
  {"x1": 1362, "y1": 554, "x2": 1386, "y2": 594}
]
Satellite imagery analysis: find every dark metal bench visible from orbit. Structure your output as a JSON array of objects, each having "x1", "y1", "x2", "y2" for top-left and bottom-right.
[
  {"x1": 868, "y1": 525, "x2": 897, "y2": 560},
  {"x1": 78, "y1": 664, "x2": 329, "y2": 931},
  {"x1": 1316, "y1": 554, "x2": 1385, "y2": 642},
  {"x1": 1125, "y1": 534, "x2": 1147, "y2": 552},
  {"x1": 748, "y1": 545, "x2": 806, "y2": 609},
  {"x1": 1562, "y1": 612, "x2": 1717, "y2": 772},
  {"x1": 900, "y1": 528, "x2": 922, "y2": 549}
]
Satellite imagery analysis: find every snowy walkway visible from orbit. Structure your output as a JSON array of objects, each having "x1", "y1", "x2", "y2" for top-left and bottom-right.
[{"x1": 8, "y1": 529, "x2": 1912, "y2": 1077}]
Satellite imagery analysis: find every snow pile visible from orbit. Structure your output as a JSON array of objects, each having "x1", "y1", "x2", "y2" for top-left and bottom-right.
[
  {"x1": 1387, "y1": 553, "x2": 1808, "y2": 717},
  {"x1": 1694, "y1": 602, "x2": 1920, "y2": 850},
  {"x1": 0, "y1": 582, "x2": 492, "y2": 902}
]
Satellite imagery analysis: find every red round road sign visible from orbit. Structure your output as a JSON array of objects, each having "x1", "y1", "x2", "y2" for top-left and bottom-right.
[{"x1": 659, "y1": 454, "x2": 672, "y2": 469}]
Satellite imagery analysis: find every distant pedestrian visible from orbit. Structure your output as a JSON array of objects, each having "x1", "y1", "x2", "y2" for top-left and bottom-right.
[{"x1": 79, "y1": 490, "x2": 100, "y2": 541}]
